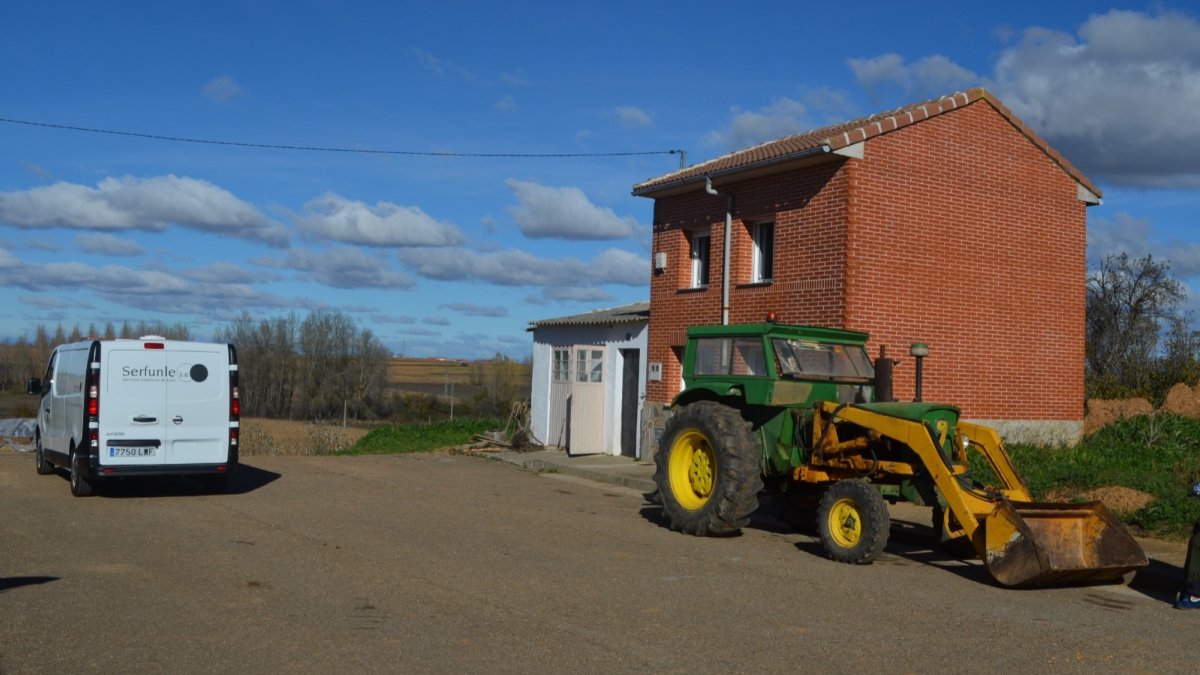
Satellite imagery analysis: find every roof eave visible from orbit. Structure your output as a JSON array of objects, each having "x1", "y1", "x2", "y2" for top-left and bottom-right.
[{"x1": 632, "y1": 144, "x2": 833, "y2": 198}]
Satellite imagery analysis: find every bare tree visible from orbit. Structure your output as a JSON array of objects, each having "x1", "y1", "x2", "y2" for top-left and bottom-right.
[{"x1": 1086, "y1": 252, "x2": 1196, "y2": 399}]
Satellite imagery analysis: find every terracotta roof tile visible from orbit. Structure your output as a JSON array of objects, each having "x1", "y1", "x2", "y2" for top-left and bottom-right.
[{"x1": 632, "y1": 88, "x2": 1100, "y2": 199}]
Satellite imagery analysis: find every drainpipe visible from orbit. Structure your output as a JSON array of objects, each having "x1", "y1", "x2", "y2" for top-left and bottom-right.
[{"x1": 705, "y1": 176, "x2": 732, "y2": 326}]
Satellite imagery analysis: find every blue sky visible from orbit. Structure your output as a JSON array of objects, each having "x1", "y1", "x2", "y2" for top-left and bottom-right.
[{"x1": 2, "y1": 1, "x2": 1199, "y2": 359}]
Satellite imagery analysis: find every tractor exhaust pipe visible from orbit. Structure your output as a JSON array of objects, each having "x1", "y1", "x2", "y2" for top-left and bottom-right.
[{"x1": 874, "y1": 345, "x2": 894, "y2": 403}]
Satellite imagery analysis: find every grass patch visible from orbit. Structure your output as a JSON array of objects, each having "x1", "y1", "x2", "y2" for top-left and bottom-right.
[
  {"x1": 343, "y1": 418, "x2": 504, "y2": 455},
  {"x1": 1006, "y1": 413, "x2": 1200, "y2": 539}
]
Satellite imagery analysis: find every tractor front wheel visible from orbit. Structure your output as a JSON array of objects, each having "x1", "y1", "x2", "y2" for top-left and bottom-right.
[
  {"x1": 653, "y1": 401, "x2": 763, "y2": 536},
  {"x1": 817, "y1": 480, "x2": 889, "y2": 564}
]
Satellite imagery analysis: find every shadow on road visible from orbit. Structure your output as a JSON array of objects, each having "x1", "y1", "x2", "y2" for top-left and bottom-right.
[
  {"x1": 0, "y1": 576, "x2": 59, "y2": 593},
  {"x1": 56, "y1": 462, "x2": 282, "y2": 498},
  {"x1": 1126, "y1": 558, "x2": 1183, "y2": 605}
]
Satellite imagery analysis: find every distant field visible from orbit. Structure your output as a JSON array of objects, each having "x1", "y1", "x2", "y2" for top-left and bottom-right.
[
  {"x1": 386, "y1": 357, "x2": 531, "y2": 401},
  {"x1": 0, "y1": 391, "x2": 35, "y2": 418}
]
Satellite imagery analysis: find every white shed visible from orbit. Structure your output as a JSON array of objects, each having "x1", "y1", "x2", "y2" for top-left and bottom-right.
[{"x1": 527, "y1": 302, "x2": 649, "y2": 458}]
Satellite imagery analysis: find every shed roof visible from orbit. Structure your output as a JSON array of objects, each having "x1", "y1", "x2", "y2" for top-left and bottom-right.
[
  {"x1": 632, "y1": 88, "x2": 1100, "y2": 200},
  {"x1": 526, "y1": 301, "x2": 650, "y2": 331}
]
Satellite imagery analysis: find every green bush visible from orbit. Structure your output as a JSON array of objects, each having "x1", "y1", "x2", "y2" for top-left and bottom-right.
[
  {"x1": 1007, "y1": 413, "x2": 1200, "y2": 538},
  {"x1": 344, "y1": 418, "x2": 504, "y2": 455}
]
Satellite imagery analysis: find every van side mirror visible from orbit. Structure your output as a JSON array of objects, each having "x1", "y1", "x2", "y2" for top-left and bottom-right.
[{"x1": 26, "y1": 378, "x2": 41, "y2": 395}]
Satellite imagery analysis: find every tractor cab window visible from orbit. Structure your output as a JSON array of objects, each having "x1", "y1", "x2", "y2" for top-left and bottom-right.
[
  {"x1": 772, "y1": 340, "x2": 874, "y2": 381},
  {"x1": 693, "y1": 337, "x2": 767, "y2": 376}
]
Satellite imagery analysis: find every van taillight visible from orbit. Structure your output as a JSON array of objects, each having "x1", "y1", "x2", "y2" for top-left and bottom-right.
[
  {"x1": 144, "y1": 342, "x2": 164, "y2": 350},
  {"x1": 87, "y1": 385, "x2": 98, "y2": 416},
  {"x1": 231, "y1": 385, "x2": 240, "y2": 418}
]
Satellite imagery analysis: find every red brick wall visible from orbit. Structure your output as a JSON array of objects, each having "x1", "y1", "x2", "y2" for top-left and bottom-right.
[
  {"x1": 646, "y1": 99, "x2": 1086, "y2": 422},
  {"x1": 647, "y1": 161, "x2": 851, "y2": 403},
  {"x1": 844, "y1": 101, "x2": 1085, "y2": 420}
]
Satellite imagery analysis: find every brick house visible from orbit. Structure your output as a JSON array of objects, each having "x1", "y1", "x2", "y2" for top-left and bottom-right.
[{"x1": 632, "y1": 88, "x2": 1100, "y2": 446}]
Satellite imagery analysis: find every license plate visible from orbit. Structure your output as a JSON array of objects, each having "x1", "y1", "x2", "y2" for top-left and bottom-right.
[{"x1": 109, "y1": 446, "x2": 157, "y2": 457}]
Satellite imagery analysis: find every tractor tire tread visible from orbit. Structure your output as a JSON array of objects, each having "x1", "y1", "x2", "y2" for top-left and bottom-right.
[{"x1": 653, "y1": 400, "x2": 763, "y2": 537}]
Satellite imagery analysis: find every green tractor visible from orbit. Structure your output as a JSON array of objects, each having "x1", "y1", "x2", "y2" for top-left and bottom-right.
[{"x1": 654, "y1": 322, "x2": 1146, "y2": 586}]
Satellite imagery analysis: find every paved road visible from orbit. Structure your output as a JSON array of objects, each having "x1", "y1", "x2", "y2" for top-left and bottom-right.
[{"x1": 1, "y1": 452, "x2": 1195, "y2": 674}]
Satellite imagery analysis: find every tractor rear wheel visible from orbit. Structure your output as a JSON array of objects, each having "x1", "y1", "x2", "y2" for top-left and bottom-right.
[
  {"x1": 817, "y1": 480, "x2": 889, "y2": 564},
  {"x1": 653, "y1": 401, "x2": 763, "y2": 536}
]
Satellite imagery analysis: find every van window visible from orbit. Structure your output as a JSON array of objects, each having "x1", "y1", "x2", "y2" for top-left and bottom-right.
[{"x1": 42, "y1": 353, "x2": 56, "y2": 396}]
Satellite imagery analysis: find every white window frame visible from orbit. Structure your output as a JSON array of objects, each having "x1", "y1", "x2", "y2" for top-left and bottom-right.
[
  {"x1": 690, "y1": 232, "x2": 710, "y2": 288},
  {"x1": 552, "y1": 348, "x2": 570, "y2": 383},
  {"x1": 752, "y1": 221, "x2": 774, "y2": 283}
]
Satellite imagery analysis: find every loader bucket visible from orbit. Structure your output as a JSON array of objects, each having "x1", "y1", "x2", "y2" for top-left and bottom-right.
[{"x1": 982, "y1": 501, "x2": 1148, "y2": 587}]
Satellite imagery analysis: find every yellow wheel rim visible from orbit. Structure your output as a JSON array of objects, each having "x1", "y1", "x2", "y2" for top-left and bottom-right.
[
  {"x1": 828, "y1": 498, "x2": 862, "y2": 548},
  {"x1": 668, "y1": 430, "x2": 716, "y2": 510}
]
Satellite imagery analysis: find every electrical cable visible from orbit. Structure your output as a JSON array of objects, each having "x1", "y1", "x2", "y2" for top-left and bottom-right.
[{"x1": 0, "y1": 116, "x2": 684, "y2": 159}]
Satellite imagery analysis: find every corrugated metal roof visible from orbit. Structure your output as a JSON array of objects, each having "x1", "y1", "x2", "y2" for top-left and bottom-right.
[
  {"x1": 632, "y1": 88, "x2": 1100, "y2": 199},
  {"x1": 527, "y1": 301, "x2": 650, "y2": 330}
]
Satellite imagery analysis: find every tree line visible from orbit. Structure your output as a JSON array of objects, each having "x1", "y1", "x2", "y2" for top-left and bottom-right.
[
  {"x1": 0, "y1": 320, "x2": 191, "y2": 391},
  {"x1": 216, "y1": 310, "x2": 391, "y2": 420},
  {"x1": 0, "y1": 312, "x2": 393, "y2": 422}
]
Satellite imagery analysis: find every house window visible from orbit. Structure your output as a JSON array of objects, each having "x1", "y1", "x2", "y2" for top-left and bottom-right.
[
  {"x1": 752, "y1": 221, "x2": 774, "y2": 283},
  {"x1": 690, "y1": 232, "x2": 710, "y2": 288},
  {"x1": 552, "y1": 348, "x2": 570, "y2": 383},
  {"x1": 576, "y1": 349, "x2": 603, "y2": 383}
]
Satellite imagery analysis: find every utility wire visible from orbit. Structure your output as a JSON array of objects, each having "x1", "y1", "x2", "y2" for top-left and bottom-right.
[{"x1": 0, "y1": 115, "x2": 684, "y2": 160}]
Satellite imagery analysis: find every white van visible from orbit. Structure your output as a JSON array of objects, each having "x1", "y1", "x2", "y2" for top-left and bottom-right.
[{"x1": 27, "y1": 337, "x2": 240, "y2": 496}]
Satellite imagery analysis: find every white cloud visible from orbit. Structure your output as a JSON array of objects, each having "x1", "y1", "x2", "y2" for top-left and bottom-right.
[
  {"x1": 615, "y1": 106, "x2": 652, "y2": 128},
  {"x1": 988, "y1": 9, "x2": 1200, "y2": 187},
  {"x1": 0, "y1": 175, "x2": 289, "y2": 246},
  {"x1": 76, "y1": 232, "x2": 144, "y2": 256},
  {"x1": 183, "y1": 261, "x2": 273, "y2": 285},
  {"x1": 296, "y1": 192, "x2": 464, "y2": 247},
  {"x1": 849, "y1": 9, "x2": 1200, "y2": 187},
  {"x1": 495, "y1": 95, "x2": 517, "y2": 112},
  {"x1": 440, "y1": 302, "x2": 508, "y2": 317},
  {"x1": 423, "y1": 316, "x2": 451, "y2": 326},
  {"x1": 398, "y1": 246, "x2": 646, "y2": 287},
  {"x1": 505, "y1": 179, "x2": 639, "y2": 240},
  {"x1": 0, "y1": 255, "x2": 293, "y2": 315},
  {"x1": 18, "y1": 294, "x2": 93, "y2": 310},
  {"x1": 204, "y1": 75, "x2": 245, "y2": 102},
  {"x1": 371, "y1": 314, "x2": 417, "y2": 324},
  {"x1": 848, "y1": 53, "x2": 977, "y2": 102},
  {"x1": 1089, "y1": 211, "x2": 1200, "y2": 278},
  {"x1": 257, "y1": 246, "x2": 416, "y2": 289},
  {"x1": 540, "y1": 286, "x2": 614, "y2": 303},
  {"x1": 411, "y1": 47, "x2": 475, "y2": 80},
  {"x1": 702, "y1": 98, "x2": 812, "y2": 149},
  {"x1": 500, "y1": 69, "x2": 531, "y2": 86},
  {"x1": 0, "y1": 248, "x2": 23, "y2": 269}
]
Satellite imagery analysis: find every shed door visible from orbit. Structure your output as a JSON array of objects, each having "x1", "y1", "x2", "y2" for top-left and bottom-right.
[
  {"x1": 547, "y1": 347, "x2": 571, "y2": 448},
  {"x1": 568, "y1": 345, "x2": 604, "y2": 456}
]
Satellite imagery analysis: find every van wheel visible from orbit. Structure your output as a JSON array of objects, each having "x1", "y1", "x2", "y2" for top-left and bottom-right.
[
  {"x1": 34, "y1": 435, "x2": 54, "y2": 475},
  {"x1": 70, "y1": 450, "x2": 95, "y2": 497}
]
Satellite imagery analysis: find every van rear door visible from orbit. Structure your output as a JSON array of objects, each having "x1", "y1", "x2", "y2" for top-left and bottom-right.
[
  {"x1": 101, "y1": 343, "x2": 169, "y2": 467},
  {"x1": 164, "y1": 345, "x2": 229, "y2": 464}
]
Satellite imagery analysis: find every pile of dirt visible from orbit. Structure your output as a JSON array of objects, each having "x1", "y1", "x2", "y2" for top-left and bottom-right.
[
  {"x1": 1039, "y1": 485, "x2": 1155, "y2": 514},
  {"x1": 1083, "y1": 398, "x2": 1153, "y2": 435},
  {"x1": 1082, "y1": 486, "x2": 1156, "y2": 514},
  {"x1": 1161, "y1": 383, "x2": 1200, "y2": 417}
]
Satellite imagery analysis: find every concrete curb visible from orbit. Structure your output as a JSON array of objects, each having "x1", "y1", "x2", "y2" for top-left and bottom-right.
[{"x1": 484, "y1": 452, "x2": 658, "y2": 495}]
